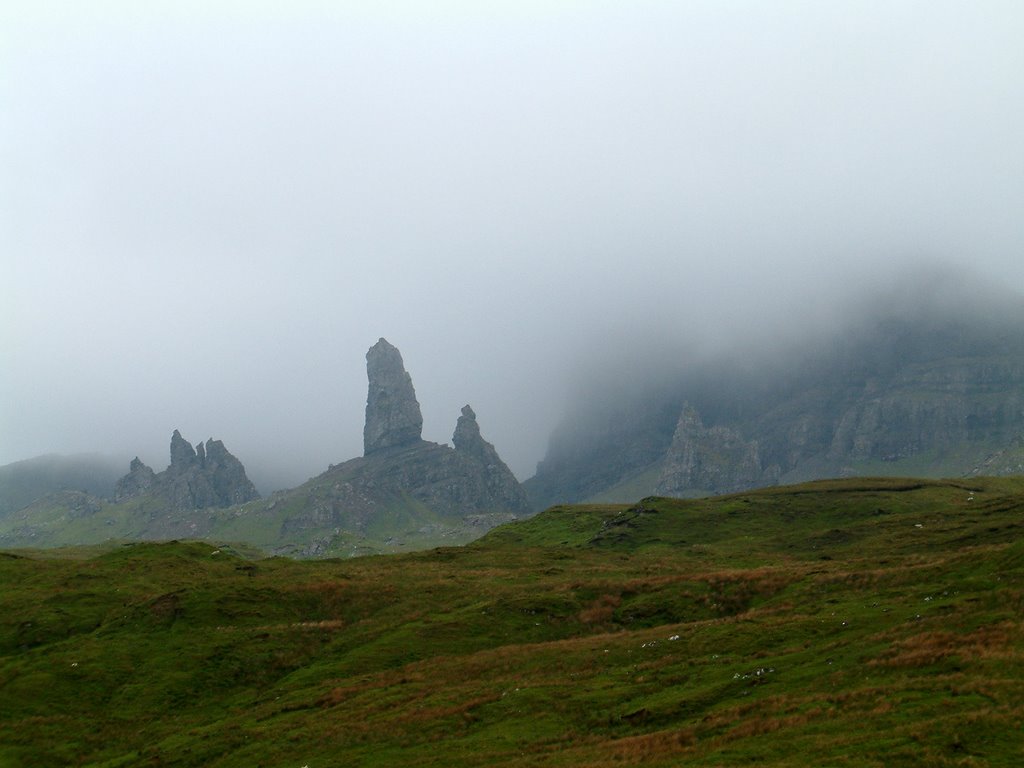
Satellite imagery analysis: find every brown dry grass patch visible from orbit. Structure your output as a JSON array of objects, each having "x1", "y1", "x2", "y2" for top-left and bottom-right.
[{"x1": 868, "y1": 621, "x2": 1019, "y2": 668}]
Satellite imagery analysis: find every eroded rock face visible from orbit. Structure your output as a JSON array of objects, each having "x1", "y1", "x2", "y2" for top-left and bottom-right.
[
  {"x1": 203, "y1": 439, "x2": 259, "y2": 506},
  {"x1": 453, "y1": 405, "x2": 531, "y2": 514},
  {"x1": 364, "y1": 338, "x2": 424, "y2": 455},
  {"x1": 528, "y1": 301, "x2": 1024, "y2": 506},
  {"x1": 114, "y1": 457, "x2": 156, "y2": 502},
  {"x1": 656, "y1": 405, "x2": 778, "y2": 497},
  {"x1": 115, "y1": 432, "x2": 259, "y2": 511},
  {"x1": 170, "y1": 429, "x2": 197, "y2": 470},
  {"x1": 452, "y1": 405, "x2": 484, "y2": 453}
]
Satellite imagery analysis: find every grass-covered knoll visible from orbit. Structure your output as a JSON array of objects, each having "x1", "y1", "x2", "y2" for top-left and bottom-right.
[{"x1": 1, "y1": 477, "x2": 1023, "y2": 766}]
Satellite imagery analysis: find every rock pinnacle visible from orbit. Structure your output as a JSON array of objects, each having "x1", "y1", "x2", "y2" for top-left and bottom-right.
[{"x1": 363, "y1": 338, "x2": 424, "y2": 455}]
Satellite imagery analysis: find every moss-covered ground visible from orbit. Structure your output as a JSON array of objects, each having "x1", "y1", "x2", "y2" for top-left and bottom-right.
[{"x1": 1, "y1": 476, "x2": 1023, "y2": 766}]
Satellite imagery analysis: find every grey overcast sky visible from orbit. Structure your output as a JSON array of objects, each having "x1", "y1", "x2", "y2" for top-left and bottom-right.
[{"x1": 2, "y1": 1, "x2": 1023, "y2": 487}]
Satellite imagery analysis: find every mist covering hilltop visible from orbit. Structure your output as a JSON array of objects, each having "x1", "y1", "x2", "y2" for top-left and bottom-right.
[
  {"x1": 4, "y1": 270, "x2": 1024, "y2": 555},
  {"x1": 526, "y1": 273, "x2": 1024, "y2": 507},
  {"x1": 0, "y1": 454, "x2": 123, "y2": 517}
]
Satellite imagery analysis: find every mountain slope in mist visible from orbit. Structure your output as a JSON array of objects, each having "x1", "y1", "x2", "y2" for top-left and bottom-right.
[
  {"x1": 526, "y1": 280, "x2": 1024, "y2": 508},
  {"x1": 0, "y1": 454, "x2": 123, "y2": 517}
]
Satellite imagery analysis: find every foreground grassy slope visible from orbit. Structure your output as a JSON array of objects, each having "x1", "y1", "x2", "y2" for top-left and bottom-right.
[{"x1": 1, "y1": 477, "x2": 1023, "y2": 766}]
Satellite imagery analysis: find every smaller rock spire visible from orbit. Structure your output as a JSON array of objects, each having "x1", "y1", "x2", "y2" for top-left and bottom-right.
[
  {"x1": 452, "y1": 404, "x2": 531, "y2": 514},
  {"x1": 452, "y1": 405, "x2": 483, "y2": 453},
  {"x1": 115, "y1": 431, "x2": 260, "y2": 510},
  {"x1": 114, "y1": 457, "x2": 155, "y2": 502}
]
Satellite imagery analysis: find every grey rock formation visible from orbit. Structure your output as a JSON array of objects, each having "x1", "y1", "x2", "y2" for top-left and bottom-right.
[
  {"x1": 453, "y1": 405, "x2": 483, "y2": 451},
  {"x1": 204, "y1": 439, "x2": 260, "y2": 506},
  {"x1": 528, "y1": 298, "x2": 1024, "y2": 506},
  {"x1": 657, "y1": 405, "x2": 776, "y2": 496},
  {"x1": 115, "y1": 431, "x2": 259, "y2": 511},
  {"x1": 453, "y1": 405, "x2": 531, "y2": 513},
  {"x1": 170, "y1": 429, "x2": 198, "y2": 469},
  {"x1": 364, "y1": 338, "x2": 424, "y2": 455},
  {"x1": 1, "y1": 341, "x2": 530, "y2": 554},
  {"x1": 114, "y1": 457, "x2": 156, "y2": 502},
  {"x1": 274, "y1": 343, "x2": 531, "y2": 542}
]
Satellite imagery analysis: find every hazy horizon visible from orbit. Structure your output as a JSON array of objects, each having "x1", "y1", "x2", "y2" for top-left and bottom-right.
[{"x1": 3, "y1": 2, "x2": 1023, "y2": 487}]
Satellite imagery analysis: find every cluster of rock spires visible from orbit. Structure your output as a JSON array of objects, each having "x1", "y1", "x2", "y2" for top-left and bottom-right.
[
  {"x1": 1, "y1": 339, "x2": 530, "y2": 555},
  {"x1": 303, "y1": 338, "x2": 530, "y2": 523},
  {"x1": 362, "y1": 338, "x2": 523, "y2": 481},
  {"x1": 115, "y1": 430, "x2": 260, "y2": 511},
  {"x1": 362, "y1": 338, "x2": 524, "y2": 484},
  {"x1": 94, "y1": 338, "x2": 529, "y2": 553}
]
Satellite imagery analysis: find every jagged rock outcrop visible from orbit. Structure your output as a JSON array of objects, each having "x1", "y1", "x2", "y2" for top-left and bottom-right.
[
  {"x1": 114, "y1": 457, "x2": 156, "y2": 502},
  {"x1": 272, "y1": 341, "x2": 531, "y2": 542},
  {"x1": 203, "y1": 439, "x2": 260, "y2": 506},
  {"x1": 453, "y1": 405, "x2": 531, "y2": 512},
  {"x1": 452, "y1": 405, "x2": 492, "y2": 456},
  {"x1": 170, "y1": 429, "x2": 197, "y2": 469},
  {"x1": 2, "y1": 340, "x2": 528, "y2": 556},
  {"x1": 115, "y1": 430, "x2": 259, "y2": 511},
  {"x1": 657, "y1": 405, "x2": 778, "y2": 496},
  {"x1": 364, "y1": 338, "x2": 424, "y2": 455}
]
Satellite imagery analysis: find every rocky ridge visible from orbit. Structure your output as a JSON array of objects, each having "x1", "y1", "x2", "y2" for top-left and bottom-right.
[{"x1": 115, "y1": 430, "x2": 260, "y2": 511}]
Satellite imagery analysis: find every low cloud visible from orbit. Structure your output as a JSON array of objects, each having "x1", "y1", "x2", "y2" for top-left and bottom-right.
[{"x1": 2, "y1": 3, "x2": 1022, "y2": 485}]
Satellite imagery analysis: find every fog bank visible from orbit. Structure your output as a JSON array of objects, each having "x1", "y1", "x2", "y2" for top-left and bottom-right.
[{"x1": 2, "y1": 2, "x2": 1023, "y2": 485}]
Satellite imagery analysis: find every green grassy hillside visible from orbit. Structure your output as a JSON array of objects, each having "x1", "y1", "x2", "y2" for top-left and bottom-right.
[{"x1": 1, "y1": 477, "x2": 1023, "y2": 766}]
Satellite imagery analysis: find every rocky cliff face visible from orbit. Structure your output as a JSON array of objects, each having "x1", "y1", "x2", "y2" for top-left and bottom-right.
[
  {"x1": 656, "y1": 405, "x2": 778, "y2": 496},
  {"x1": 527, "y1": 299, "x2": 1024, "y2": 506},
  {"x1": 115, "y1": 430, "x2": 260, "y2": 511}
]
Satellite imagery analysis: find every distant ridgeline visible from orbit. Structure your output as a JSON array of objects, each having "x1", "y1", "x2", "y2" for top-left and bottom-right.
[
  {"x1": 0, "y1": 454, "x2": 123, "y2": 518},
  {"x1": 115, "y1": 430, "x2": 260, "y2": 511},
  {"x1": 0, "y1": 339, "x2": 530, "y2": 556},
  {"x1": 524, "y1": 288, "x2": 1024, "y2": 508}
]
